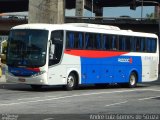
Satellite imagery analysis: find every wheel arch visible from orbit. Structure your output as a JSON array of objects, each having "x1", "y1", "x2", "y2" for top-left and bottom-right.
[
  {"x1": 129, "y1": 70, "x2": 139, "y2": 83},
  {"x1": 67, "y1": 70, "x2": 80, "y2": 86}
]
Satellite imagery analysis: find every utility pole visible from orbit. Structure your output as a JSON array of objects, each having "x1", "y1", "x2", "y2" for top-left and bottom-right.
[
  {"x1": 141, "y1": 0, "x2": 143, "y2": 20},
  {"x1": 92, "y1": 0, "x2": 93, "y2": 17}
]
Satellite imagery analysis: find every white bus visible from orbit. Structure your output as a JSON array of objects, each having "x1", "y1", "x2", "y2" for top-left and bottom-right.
[{"x1": 6, "y1": 23, "x2": 159, "y2": 90}]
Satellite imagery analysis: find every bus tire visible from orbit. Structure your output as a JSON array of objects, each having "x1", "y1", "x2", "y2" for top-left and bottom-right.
[
  {"x1": 128, "y1": 72, "x2": 137, "y2": 88},
  {"x1": 31, "y1": 85, "x2": 42, "y2": 90},
  {"x1": 65, "y1": 73, "x2": 77, "y2": 91}
]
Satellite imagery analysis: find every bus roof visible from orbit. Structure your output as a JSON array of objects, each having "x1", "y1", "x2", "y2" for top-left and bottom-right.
[
  {"x1": 12, "y1": 23, "x2": 120, "y2": 30},
  {"x1": 11, "y1": 23, "x2": 158, "y2": 38}
]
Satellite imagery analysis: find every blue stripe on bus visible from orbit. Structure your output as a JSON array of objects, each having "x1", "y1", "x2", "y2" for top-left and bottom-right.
[
  {"x1": 8, "y1": 67, "x2": 39, "y2": 76},
  {"x1": 80, "y1": 56, "x2": 142, "y2": 84}
]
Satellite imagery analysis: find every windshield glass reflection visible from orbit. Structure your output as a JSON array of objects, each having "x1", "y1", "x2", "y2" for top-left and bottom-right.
[{"x1": 7, "y1": 29, "x2": 48, "y2": 67}]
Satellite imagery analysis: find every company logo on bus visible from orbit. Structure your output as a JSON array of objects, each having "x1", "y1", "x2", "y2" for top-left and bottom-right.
[{"x1": 118, "y1": 58, "x2": 132, "y2": 63}]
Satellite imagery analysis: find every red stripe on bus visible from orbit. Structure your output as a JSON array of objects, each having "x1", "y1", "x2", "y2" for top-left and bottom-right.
[
  {"x1": 64, "y1": 50, "x2": 128, "y2": 58},
  {"x1": 26, "y1": 67, "x2": 40, "y2": 72}
]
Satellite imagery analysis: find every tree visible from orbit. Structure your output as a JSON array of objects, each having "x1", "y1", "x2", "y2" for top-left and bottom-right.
[{"x1": 146, "y1": 13, "x2": 154, "y2": 19}]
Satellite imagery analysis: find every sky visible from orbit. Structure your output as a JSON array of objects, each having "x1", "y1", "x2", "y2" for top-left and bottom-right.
[{"x1": 66, "y1": 6, "x2": 155, "y2": 18}]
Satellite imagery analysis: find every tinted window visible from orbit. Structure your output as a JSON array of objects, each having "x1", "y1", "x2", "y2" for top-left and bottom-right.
[{"x1": 66, "y1": 31, "x2": 84, "y2": 49}]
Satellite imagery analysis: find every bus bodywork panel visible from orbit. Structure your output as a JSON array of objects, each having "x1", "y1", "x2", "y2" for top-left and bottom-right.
[
  {"x1": 6, "y1": 66, "x2": 48, "y2": 85},
  {"x1": 81, "y1": 56, "x2": 142, "y2": 84},
  {"x1": 64, "y1": 50, "x2": 158, "y2": 84},
  {"x1": 6, "y1": 72, "x2": 48, "y2": 85},
  {"x1": 141, "y1": 54, "x2": 159, "y2": 82},
  {"x1": 47, "y1": 54, "x2": 81, "y2": 85},
  {"x1": 64, "y1": 50, "x2": 142, "y2": 84}
]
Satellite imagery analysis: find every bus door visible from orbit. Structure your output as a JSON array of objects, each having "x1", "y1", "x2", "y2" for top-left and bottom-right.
[{"x1": 49, "y1": 30, "x2": 63, "y2": 66}]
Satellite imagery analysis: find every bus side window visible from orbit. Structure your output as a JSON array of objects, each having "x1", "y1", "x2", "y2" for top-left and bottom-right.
[
  {"x1": 135, "y1": 37, "x2": 141, "y2": 52},
  {"x1": 70, "y1": 32, "x2": 74, "y2": 48},
  {"x1": 119, "y1": 36, "x2": 126, "y2": 51},
  {"x1": 108, "y1": 35, "x2": 113, "y2": 50},
  {"x1": 112, "y1": 36, "x2": 115, "y2": 50},
  {"x1": 95, "y1": 34, "x2": 101, "y2": 49},
  {"x1": 146, "y1": 38, "x2": 151, "y2": 52},
  {"x1": 146, "y1": 38, "x2": 157, "y2": 53},
  {"x1": 102, "y1": 34, "x2": 111, "y2": 50},
  {"x1": 66, "y1": 32, "x2": 69, "y2": 48},
  {"x1": 78, "y1": 32, "x2": 84, "y2": 49},
  {"x1": 73, "y1": 32, "x2": 83, "y2": 49},
  {"x1": 66, "y1": 32, "x2": 84, "y2": 49},
  {"x1": 130, "y1": 37, "x2": 135, "y2": 52},
  {"x1": 125, "y1": 36, "x2": 131, "y2": 51},
  {"x1": 102, "y1": 35, "x2": 106, "y2": 50},
  {"x1": 66, "y1": 31, "x2": 73, "y2": 49},
  {"x1": 140, "y1": 38, "x2": 145, "y2": 52},
  {"x1": 151, "y1": 39, "x2": 157, "y2": 52},
  {"x1": 111, "y1": 35, "x2": 118, "y2": 50},
  {"x1": 85, "y1": 33, "x2": 92, "y2": 49}
]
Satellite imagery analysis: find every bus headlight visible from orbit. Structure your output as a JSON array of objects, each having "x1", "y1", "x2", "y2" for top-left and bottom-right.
[{"x1": 31, "y1": 71, "x2": 46, "y2": 77}]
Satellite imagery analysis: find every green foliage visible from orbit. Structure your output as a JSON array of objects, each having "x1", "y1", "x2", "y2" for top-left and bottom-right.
[{"x1": 146, "y1": 13, "x2": 155, "y2": 19}]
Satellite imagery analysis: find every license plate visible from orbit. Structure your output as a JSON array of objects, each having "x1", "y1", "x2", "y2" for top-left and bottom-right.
[{"x1": 18, "y1": 78, "x2": 26, "y2": 82}]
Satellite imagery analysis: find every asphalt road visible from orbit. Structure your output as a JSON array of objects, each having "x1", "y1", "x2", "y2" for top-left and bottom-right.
[{"x1": 0, "y1": 79, "x2": 160, "y2": 120}]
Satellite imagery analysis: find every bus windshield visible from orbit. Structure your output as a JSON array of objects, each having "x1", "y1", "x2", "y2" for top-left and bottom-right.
[{"x1": 7, "y1": 29, "x2": 48, "y2": 67}]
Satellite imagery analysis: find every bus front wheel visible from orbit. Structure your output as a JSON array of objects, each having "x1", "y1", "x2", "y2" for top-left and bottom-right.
[
  {"x1": 65, "y1": 73, "x2": 77, "y2": 91},
  {"x1": 128, "y1": 72, "x2": 137, "y2": 88}
]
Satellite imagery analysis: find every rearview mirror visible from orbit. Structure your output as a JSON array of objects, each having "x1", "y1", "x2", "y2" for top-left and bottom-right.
[
  {"x1": 49, "y1": 40, "x2": 55, "y2": 59},
  {"x1": 50, "y1": 44, "x2": 55, "y2": 55}
]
